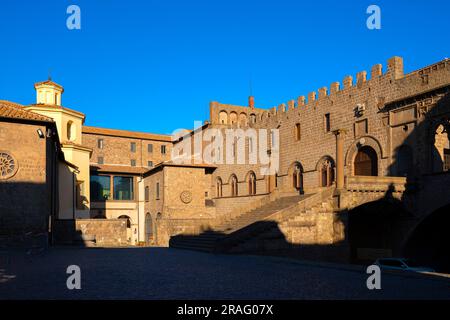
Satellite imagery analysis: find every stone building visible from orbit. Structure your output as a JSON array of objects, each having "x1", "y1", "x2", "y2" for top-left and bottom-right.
[
  {"x1": 0, "y1": 100, "x2": 66, "y2": 246},
  {"x1": 1, "y1": 56, "x2": 450, "y2": 270},
  {"x1": 82, "y1": 126, "x2": 172, "y2": 244}
]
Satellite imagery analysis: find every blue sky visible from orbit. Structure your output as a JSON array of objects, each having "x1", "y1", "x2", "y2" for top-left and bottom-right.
[{"x1": 0, "y1": 0, "x2": 449, "y2": 134}]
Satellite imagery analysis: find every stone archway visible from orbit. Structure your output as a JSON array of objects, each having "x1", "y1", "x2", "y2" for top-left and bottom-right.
[
  {"x1": 354, "y1": 146, "x2": 378, "y2": 176},
  {"x1": 348, "y1": 199, "x2": 409, "y2": 263},
  {"x1": 405, "y1": 204, "x2": 450, "y2": 273},
  {"x1": 118, "y1": 215, "x2": 132, "y2": 243},
  {"x1": 345, "y1": 136, "x2": 384, "y2": 177}
]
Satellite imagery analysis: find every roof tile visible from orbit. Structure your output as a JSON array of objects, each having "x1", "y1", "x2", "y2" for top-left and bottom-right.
[{"x1": 0, "y1": 100, "x2": 54, "y2": 123}]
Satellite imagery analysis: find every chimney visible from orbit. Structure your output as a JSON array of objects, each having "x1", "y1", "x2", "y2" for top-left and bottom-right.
[{"x1": 249, "y1": 96, "x2": 255, "y2": 108}]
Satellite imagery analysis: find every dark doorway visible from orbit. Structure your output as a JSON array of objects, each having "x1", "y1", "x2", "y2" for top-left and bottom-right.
[{"x1": 354, "y1": 146, "x2": 378, "y2": 176}]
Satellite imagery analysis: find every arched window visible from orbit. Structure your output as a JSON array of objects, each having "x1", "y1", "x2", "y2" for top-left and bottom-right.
[
  {"x1": 248, "y1": 172, "x2": 256, "y2": 195},
  {"x1": 250, "y1": 114, "x2": 257, "y2": 124},
  {"x1": 216, "y1": 177, "x2": 223, "y2": 198},
  {"x1": 67, "y1": 121, "x2": 76, "y2": 141},
  {"x1": 145, "y1": 213, "x2": 153, "y2": 245},
  {"x1": 230, "y1": 112, "x2": 238, "y2": 125},
  {"x1": 319, "y1": 157, "x2": 335, "y2": 187},
  {"x1": 219, "y1": 111, "x2": 228, "y2": 124},
  {"x1": 230, "y1": 174, "x2": 238, "y2": 197},
  {"x1": 292, "y1": 162, "x2": 303, "y2": 192},
  {"x1": 239, "y1": 113, "x2": 248, "y2": 127}
]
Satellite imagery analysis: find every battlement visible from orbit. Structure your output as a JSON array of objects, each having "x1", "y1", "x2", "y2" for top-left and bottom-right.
[
  {"x1": 208, "y1": 56, "x2": 450, "y2": 127},
  {"x1": 272, "y1": 56, "x2": 449, "y2": 114}
]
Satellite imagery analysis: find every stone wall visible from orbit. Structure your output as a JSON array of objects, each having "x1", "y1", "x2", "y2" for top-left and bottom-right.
[
  {"x1": 53, "y1": 219, "x2": 128, "y2": 247},
  {"x1": 0, "y1": 120, "x2": 54, "y2": 245},
  {"x1": 82, "y1": 129, "x2": 171, "y2": 168}
]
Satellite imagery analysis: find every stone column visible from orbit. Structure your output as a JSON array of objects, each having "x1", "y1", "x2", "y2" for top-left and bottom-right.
[{"x1": 333, "y1": 129, "x2": 346, "y2": 190}]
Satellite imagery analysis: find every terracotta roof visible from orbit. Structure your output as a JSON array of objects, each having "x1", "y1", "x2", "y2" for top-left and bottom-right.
[
  {"x1": 90, "y1": 164, "x2": 148, "y2": 175},
  {"x1": 0, "y1": 100, "x2": 54, "y2": 123},
  {"x1": 83, "y1": 126, "x2": 172, "y2": 142}
]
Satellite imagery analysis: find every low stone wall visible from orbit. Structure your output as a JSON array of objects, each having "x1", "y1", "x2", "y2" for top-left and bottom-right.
[{"x1": 53, "y1": 219, "x2": 128, "y2": 247}]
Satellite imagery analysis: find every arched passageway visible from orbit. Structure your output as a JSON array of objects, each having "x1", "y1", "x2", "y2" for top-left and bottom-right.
[
  {"x1": 405, "y1": 204, "x2": 450, "y2": 272},
  {"x1": 118, "y1": 215, "x2": 132, "y2": 243},
  {"x1": 348, "y1": 199, "x2": 409, "y2": 264}
]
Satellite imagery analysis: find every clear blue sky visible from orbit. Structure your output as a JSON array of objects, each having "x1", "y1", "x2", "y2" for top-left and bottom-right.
[{"x1": 0, "y1": 0, "x2": 449, "y2": 134}]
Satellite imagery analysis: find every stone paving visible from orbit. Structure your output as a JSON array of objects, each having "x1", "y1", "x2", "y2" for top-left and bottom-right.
[{"x1": 0, "y1": 247, "x2": 449, "y2": 300}]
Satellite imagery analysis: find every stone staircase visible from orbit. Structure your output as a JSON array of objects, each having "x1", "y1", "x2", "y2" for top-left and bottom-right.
[
  {"x1": 169, "y1": 192, "x2": 334, "y2": 253},
  {"x1": 228, "y1": 200, "x2": 335, "y2": 253},
  {"x1": 169, "y1": 194, "x2": 308, "y2": 252}
]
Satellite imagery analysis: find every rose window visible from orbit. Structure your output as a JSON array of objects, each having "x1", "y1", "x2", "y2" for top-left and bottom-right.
[{"x1": 0, "y1": 152, "x2": 17, "y2": 180}]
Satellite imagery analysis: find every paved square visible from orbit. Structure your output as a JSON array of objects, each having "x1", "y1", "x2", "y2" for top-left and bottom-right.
[{"x1": 1, "y1": 248, "x2": 449, "y2": 300}]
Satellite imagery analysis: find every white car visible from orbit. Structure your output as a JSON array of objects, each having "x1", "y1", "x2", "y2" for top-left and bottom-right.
[{"x1": 374, "y1": 258, "x2": 436, "y2": 273}]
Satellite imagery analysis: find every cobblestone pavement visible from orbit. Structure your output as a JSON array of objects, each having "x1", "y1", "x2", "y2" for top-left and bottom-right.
[{"x1": 0, "y1": 248, "x2": 449, "y2": 300}]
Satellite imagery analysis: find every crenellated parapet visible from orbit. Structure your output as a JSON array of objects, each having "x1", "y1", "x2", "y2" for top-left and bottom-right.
[{"x1": 208, "y1": 57, "x2": 450, "y2": 128}]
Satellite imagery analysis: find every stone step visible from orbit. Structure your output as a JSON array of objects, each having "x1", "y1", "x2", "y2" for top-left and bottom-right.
[
  {"x1": 169, "y1": 194, "x2": 315, "y2": 253},
  {"x1": 170, "y1": 243, "x2": 214, "y2": 252}
]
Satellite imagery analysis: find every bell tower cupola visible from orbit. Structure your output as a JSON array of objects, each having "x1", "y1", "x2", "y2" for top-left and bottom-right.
[{"x1": 34, "y1": 79, "x2": 64, "y2": 106}]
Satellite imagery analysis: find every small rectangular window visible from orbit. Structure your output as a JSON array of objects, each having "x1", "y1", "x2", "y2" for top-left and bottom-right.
[
  {"x1": 145, "y1": 186, "x2": 149, "y2": 202},
  {"x1": 98, "y1": 157, "x2": 104, "y2": 165},
  {"x1": 98, "y1": 139, "x2": 104, "y2": 149},
  {"x1": 131, "y1": 159, "x2": 136, "y2": 167},
  {"x1": 295, "y1": 123, "x2": 301, "y2": 141},
  {"x1": 161, "y1": 145, "x2": 166, "y2": 154},
  {"x1": 156, "y1": 182, "x2": 160, "y2": 200},
  {"x1": 131, "y1": 142, "x2": 136, "y2": 152},
  {"x1": 325, "y1": 113, "x2": 331, "y2": 132},
  {"x1": 148, "y1": 161, "x2": 153, "y2": 167},
  {"x1": 148, "y1": 144, "x2": 153, "y2": 153}
]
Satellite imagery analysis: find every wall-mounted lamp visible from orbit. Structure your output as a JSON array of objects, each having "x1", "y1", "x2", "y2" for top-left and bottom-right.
[{"x1": 37, "y1": 128, "x2": 45, "y2": 139}]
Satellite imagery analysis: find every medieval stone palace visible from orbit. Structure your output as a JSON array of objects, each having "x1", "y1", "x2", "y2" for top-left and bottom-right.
[{"x1": 1, "y1": 56, "x2": 450, "y2": 270}]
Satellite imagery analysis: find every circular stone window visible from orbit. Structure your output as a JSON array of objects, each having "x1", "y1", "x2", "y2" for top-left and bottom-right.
[
  {"x1": 0, "y1": 152, "x2": 18, "y2": 180},
  {"x1": 180, "y1": 191, "x2": 193, "y2": 204}
]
